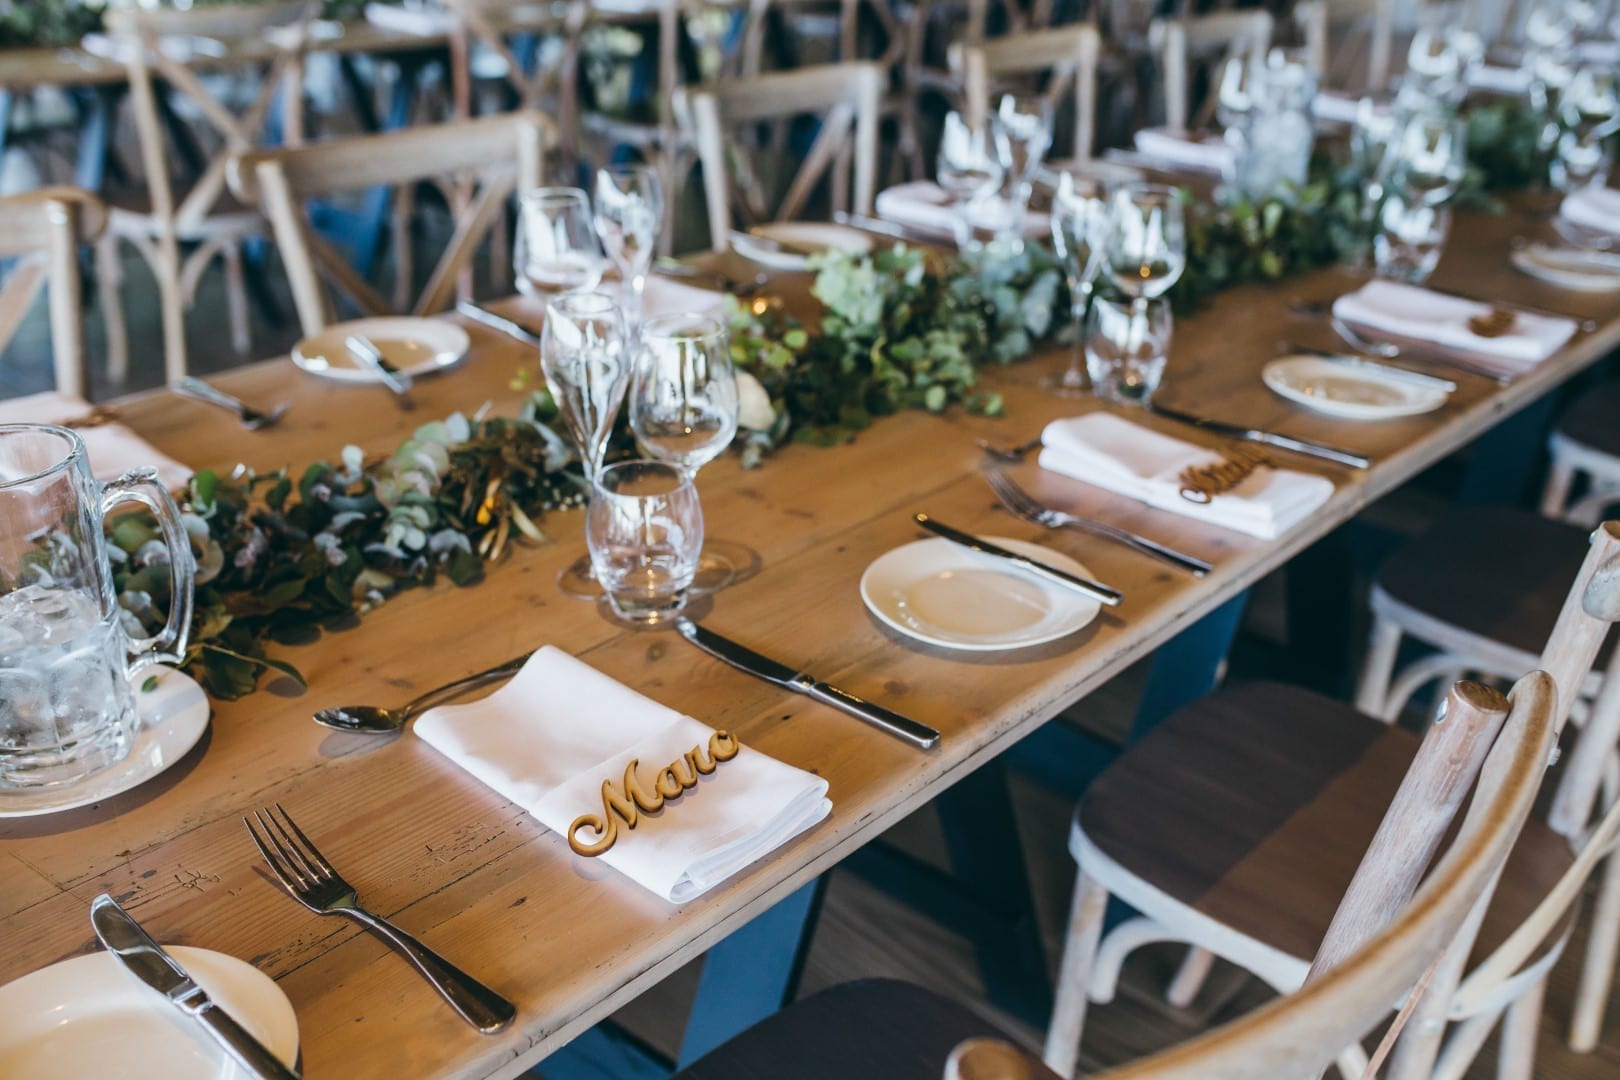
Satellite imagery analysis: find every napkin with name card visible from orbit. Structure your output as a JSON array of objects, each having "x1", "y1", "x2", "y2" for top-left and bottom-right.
[
  {"x1": 364, "y1": 2, "x2": 456, "y2": 36},
  {"x1": 1560, "y1": 186, "x2": 1620, "y2": 237},
  {"x1": 0, "y1": 391, "x2": 191, "y2": 490},
  {"x1": 1037, "y1": 412, "x2": 1334, "y2": 540},
  {"x1": 875, "y1": 181, "x2": 1050, "y2": 239},
  {"x1": 1331, "y1": 280, "x2": 1576, "y2": 376},
  {"x1": 415, "y1": 646, "x2": 832, "y2": 904},
  {"x1": 1132, "y1": 128, "x2": 1236, "y2": 175}
]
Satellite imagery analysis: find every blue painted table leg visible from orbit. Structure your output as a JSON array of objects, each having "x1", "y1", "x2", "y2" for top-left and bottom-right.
[
  {"x1": 674, "y1": 877, "x2": 826, "y2": 1068},
  {"x1": 1456, "y1": 386, "x2": 1563, "y2": 508},
  {"x1": 72, "y1": 88, "x2": 115, "y2": 193},
  {"x1": 1127, "y1": 590, "x2": 1250, "y2": 742}
]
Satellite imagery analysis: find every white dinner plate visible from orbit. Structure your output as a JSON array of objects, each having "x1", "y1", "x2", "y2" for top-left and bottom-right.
[
  {"x1": 0, "y1": 667, "x2": 209, "y2": 819},
  {"x1": 1262, "y1": 355, "x2": 1449, "y2": 420},
  {"x1": 732, "y1": 223, "x2": 875, "y2": 271},
  {"x1": 292, "y1": 317, "x2": 470, "y2": 383},
  {"x1": 0, "y1": 947, "x2": 298, "y2": 1077},
  {"x1": 1510, "y1": 243, "x2": 1620, "y2": 293},
  {"x1": 860, "y1": 537, "x2": 1103, "y2": 651}
]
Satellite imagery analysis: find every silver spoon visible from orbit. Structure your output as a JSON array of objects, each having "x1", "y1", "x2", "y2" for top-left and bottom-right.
[{"x1": 313, "y1": 654, "x2": 529, "y2": 733}]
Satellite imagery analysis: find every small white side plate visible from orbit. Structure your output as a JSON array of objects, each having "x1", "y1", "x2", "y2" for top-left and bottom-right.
[
  {"x1": 860, "y1": 537, "x2": 1103, "y2": 651},
  {"x1": 0, "y1": 947, "x2": 298, "y2": 1078},
  {"x1": 1511, "y1": 243, "x2": 1620, "y2": 293},
  {"x1": 1263, "y1": 355, "x2": 1449, "y2": 420},
  {"x1": 733, "y1": 223, "x2": 875, "y2": 271},
  {"x1": 0, "y1": 667, "x2": 209, "y2": 819},
  {"x1": 292, "y1": 317, "x2": 470, "y2": 383}
]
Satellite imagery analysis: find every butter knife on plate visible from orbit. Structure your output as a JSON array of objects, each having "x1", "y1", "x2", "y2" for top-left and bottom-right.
[
  {"x1": 674, "y1": 618, "x2": 940, "y2": 750},
  {"x1": 90, "y1": 894, "x2": 300, "y2": 1079},
  {"x1": 913, "y1": 513, "x2": 1124, "y2": 608},
  {"x1": 1147, "y1": 402, "x2": 1372, "y2": 470}
]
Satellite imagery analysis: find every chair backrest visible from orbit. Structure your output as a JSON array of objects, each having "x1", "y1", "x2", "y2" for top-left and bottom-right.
[
  {"x1": 952, "y1": 24, "x2": 1101, "y2": 164},
  {"x1": 1147, "y1": 9, "x2": 1273, "y2": 133},
  {"x1": 740, "y1": 0, "x2": 907, "y2": 78},
  {"x1": 230, "y1": 112, "x2": 551, "y2": 336},
  {"x1": 1295, "y1": 0, "x2": 1394, "y2": 94},
  {"x1": 1095, "y1": 670, "x2": 1558, "y2": 1079},
  {"x1": 104, "y1": 1, "x2": 315, "y2": 236},
  {"x1": 680, "y1": 60, "x2": 883, "y2": 252},
  {"x1": 0, "y1": 188, "x2": 107, "y2": 401}
]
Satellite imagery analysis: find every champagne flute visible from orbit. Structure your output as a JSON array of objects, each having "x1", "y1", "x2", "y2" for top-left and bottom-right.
[
  {"x1": 593, "y1": 164, "x2": 664, "y2": 330},
  {"x1": 1105, "y1": 184, "x2": 1186, "y2": 373},
  {"x1": 515, "y1": 187, "x2": 605, "y2": 295},
  {"x1": 1387, "y1": 109, "x2": 1468, "y2": 206},
  {"x1": 1555, "y1": 63, "x2": 1620, "y2": 191},
  {"x1": 1046, "y1": 172, "x2": 1111, "y2": 397},
  {"x1": 936, "y1": 111, "x2": 1003, "y2": 251},
  {"x1": 541, "y1": 291, "x2": 632, "y2": 596},
  {"x1": 991, "y1": 93, "x2": 1054, "y2": 239},
  {"x1": 630, "y1": 313, "x2": 740, "y2": 591}
]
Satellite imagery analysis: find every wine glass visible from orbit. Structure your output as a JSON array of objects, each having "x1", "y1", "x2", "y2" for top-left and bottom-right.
[
  {"x1": 630, "y1": 313, "x2": 740, "y2": 591},
  {"x1": 1387, "y1": 109, "x2": 1468, "y2": 206},
  {"x1": 1104, "y1": 183, "x2": 1186, "y2": 308},
  {"x1": 1555, "y1": 63, "x2": 1620, "y2": 190},
  {"x1": 593, "y1": 164, "x2": 664, "y2": 330},
  {"x1": 1215, "y1": 55, "x2": 1258, "y2": 131},
  {"x1": 1046, "y1": 172, "x2": 1111, "y2": 397},
  {"x1": 991, "y1": 93, "x2": 1054, "y2": 235},
  {"x1": 541, "y1": 291, "x2": 632, "y2": 597},
  {"x1": 515, "y1": 187, "x2": 605, "y2": 295},
  {"x1": 936, "y1": 111, "x2": 1004, "y2": 251}
]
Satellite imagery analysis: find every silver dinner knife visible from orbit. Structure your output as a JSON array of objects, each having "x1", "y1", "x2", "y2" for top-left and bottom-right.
[
  {"x1": 674, "y1": 618, "x2": 940, "y2": 750},
  {"x1": 1148, "y1": 402, "x2": 1372, "y2": 470},
  {"x1": 1281, "y1": 342, "x2": 1458, "y2": 393},
  {"x1": 90, "y1": 894, "x2": 300, "y2": 1080},
  {"x1": 344, "y1": 334, "x2": 414, "y2": 396},
  {"x1": 913, "y1": 513, "x2": 1124, "y2": 607},
  {"x1": 455, "y1": 300, "x2": 541, "y2": 348}
]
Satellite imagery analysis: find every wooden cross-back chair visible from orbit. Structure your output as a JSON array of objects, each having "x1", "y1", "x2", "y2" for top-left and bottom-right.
[
  {"x1": 0, "y1": 188, "x2": 107, "y2": 401},
  {"x1": 1043, "y1": 522, "x2": 1620, "y2": 1080},
  {"x1": 951, "y1": 24, "x2": 1101, "y2": 165},
  {"x1": 1147, "y1": 9, "x2": 1273, "y2": 134},
  {"x1": 680, "y1": 60, "x2": 882, "y2": 252},
  {"x1": 229, "y1": 112, "x2": 550, "y2": 338},
  {"x1": 1296, "y1": 0, "x2": 1395, "y2": 95},
  {"x1": 100, "y1": 0, "x2": 315, "y2": 382}
]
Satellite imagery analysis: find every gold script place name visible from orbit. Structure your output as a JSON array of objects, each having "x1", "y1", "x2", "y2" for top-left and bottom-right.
[{"x1": 566, "y1": 731, "x2": 742, "y2": 857}]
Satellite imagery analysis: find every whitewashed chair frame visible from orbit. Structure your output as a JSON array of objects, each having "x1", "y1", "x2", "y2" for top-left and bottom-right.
[
  {"x1": 1542, "y1": 428, "x2": 1620, "y2": 528},
  {"x1": 0, "y1": 188, "x2": 107, "y2": 400},
  {"x1": 951, "y1": 24, "x2": 1100, "y2": 165},
  {"x1": 229, "y1": 112, "x2": 550, "y2": 338},
  {"x1": 1147, "y1": 10, "x2": 1273, "y2": 135},
  {"x1": 680, "y1": 61, "x2": 882, "y2": 253},
  {"x1": 100, "y1": 1, "x2": 316, "y2": 382},
  {"x1": 1296, "y1": 0, "x2": 1395, "y2": 95},
  {"x1": 1046, "y1": 522, "x2": 1620, "y2": 1080}
]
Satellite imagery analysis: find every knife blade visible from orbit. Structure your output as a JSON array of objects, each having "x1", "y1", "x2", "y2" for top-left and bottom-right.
[
  {"x1": 456, "y1": 300, "x2": 542, "y2": 348},
  {"x1": 1148, "y1": 402, "x2": 1371, "y2": 470},
  {"x1": 344, "y1": 334, "x2": 414, "y2": 396},
  {"x1": 90, "y1": 894, "x2": 300, "y2": 1079},
  {"x1": 913, "y1": 513, "x2": 1124, "y2": 607},
  {"x1": 1280, "y1": 342, "x2": 1458, "y2": 392},
  {"x1": 674, "y1": 618, "x2": 940, "y2": 750}
]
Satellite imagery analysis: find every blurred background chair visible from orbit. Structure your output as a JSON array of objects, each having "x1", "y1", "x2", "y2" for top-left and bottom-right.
[{"x1": 0, "y1": 186, "x2": 105, "y2": 400}]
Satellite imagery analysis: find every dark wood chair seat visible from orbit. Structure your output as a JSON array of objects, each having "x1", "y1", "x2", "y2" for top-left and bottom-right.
[
  {"x1": 1373, "y1": 505, "x2": 1616, "y2": 666},
  {"x1": 672, "y1": 978, "x2": 1057, "y2": 1080},
  {"x1": 1078, "y1": 681, "x2": 1576, "y2": 972},
  {"x1": 1556, "y1": 380, "x2": 1620, "y2": 457}
]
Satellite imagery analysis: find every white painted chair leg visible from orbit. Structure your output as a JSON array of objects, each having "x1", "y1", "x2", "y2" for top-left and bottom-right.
[
  {"x1": 156, "y1": 238, "x2": 188, "y2": 383},
  {"x1": 1165, "y1": 946, "x2": 1215, "y2": 1008},
  {"x1": 1541, "y1": 457, "x2": 1579, "y2": 520},
  {"x1": 1571, "y1": 847, "x2": 1620, "y2": 1051},
  {"x1": 1431, "y1": 1008, "x2": 1505, "y2": 1080},
  {"x1": 222, "y1": 242, "x2": 251, "y2": 356},
  {"x1": 94, "y1": 234, "x2": 128, "y2": 385},
  {"x1": 1495, "y1": 973, "x2": 1547, "y2": 1080},
  {"x1": 1355, "y1": 617, "x2": 1403, "y2": 718},
  {"x1": 1045, "y1": 869, "x2": 1109, "y2": 1080}
]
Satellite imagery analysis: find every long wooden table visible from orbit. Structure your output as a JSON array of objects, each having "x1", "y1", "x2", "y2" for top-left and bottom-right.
[{"x1": 2, "y1": 203, "x2": 1617, "y2": 1078}]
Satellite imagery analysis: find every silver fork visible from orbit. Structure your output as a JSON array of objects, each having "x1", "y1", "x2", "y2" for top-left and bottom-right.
[
  {"x1": 171, "y1": 377, "x2": 288, "y2": 430},
  {"x1": 244, "y1": 804, "x2": 516, "y2": 1034},
  {"x1": 986, "y1": 470, "x2": 1213, "y2": 577}
]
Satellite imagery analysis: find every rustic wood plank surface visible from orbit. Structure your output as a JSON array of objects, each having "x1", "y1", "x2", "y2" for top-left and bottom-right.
[{"x1": 2, "y1": 200, "x2": 1618, "y2": 1078}]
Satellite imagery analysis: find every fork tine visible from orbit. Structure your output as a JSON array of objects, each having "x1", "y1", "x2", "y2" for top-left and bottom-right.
[
  {"x1": 255, "y1": 807, "x2": 318, "y2": 888},
  {"x1": 244, "y1": 813, "x2": 303, "y2": 892},
  {"x1": 987, "y1": 471, "x2": 1043, "y2": 522},
  {"x1": 272, "y1": 803, "x2": 338, "y2": 882}
]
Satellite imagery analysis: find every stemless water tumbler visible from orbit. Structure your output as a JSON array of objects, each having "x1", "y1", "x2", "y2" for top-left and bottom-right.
[
  {"x1": 0, "y1": 425, "x2": 194, "y2": 788},
  {"x1": 586, "y1": 460, "x2": 703, "y2": 624}
]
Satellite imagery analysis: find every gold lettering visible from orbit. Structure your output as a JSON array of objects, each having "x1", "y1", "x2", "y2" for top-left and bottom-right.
[
  {"x1": 623, "y1": 759, "x2": 665, "y2": 814},
  {"x1": 567, "y1": 734, "x2": 745, "y2": 857},
  {"x1": 710, "y1": 730, "x2": 741, "y2": 762},
  {"x1": 688, "y1": 743, "x2": 718, "y2": 775}
]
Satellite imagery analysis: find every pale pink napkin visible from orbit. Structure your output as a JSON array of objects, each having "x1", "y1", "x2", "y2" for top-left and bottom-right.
[{"x1": 0, "y1": 391, "x2": 191, "y2": 490}]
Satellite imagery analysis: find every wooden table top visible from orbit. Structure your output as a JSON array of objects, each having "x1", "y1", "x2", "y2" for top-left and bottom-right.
[{"x1": 2, "y1": 202, "x2": 1617, "y2": 1078}]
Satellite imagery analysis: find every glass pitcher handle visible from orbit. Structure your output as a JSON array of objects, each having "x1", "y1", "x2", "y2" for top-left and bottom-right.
[{"x1": 102, "y1": 468, "x2": 196, "y2": 677}]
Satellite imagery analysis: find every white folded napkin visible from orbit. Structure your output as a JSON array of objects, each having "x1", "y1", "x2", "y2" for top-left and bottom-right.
[
  {"x1": 364, "y1": 2, "x2": 456, "y2": 36},
  {"x1": 1312, "y1": 92, "x2": 1364, "y2": 125},
  {"x1": 1132, "y1": 128, "x2": 1236, "y2": 175},
  {"x1": 1037, "y1": 413, "x2": 1334, "y2": 540},
  {"x1": 1467, "y1": 64, "x2": 1532, "y2": 95},
  {"x1": 874, "y1": 181, "x2": 1050, "y2": 239},
  {"x1": 0, "y1": 391, "x2": 192, "y2": 490},
  {"x1": 641, "y1": 275, "x2": 726, "y2": 319},
  {"x1": 415, "y1": 646, "x2": 832, "y2": 904},
  {"x1": 1331, "y1": 280, "x2": 1576, "y2": 374},
  {"x1": 1560, "y1": 186, "x2": 1620, "y2": 237}
]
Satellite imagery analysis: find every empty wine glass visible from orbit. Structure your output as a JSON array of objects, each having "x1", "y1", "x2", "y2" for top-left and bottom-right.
[
  {"x1": 515, "y1": 187, "x2": 605, "y2": 295},
  {"x1": 1046, "y1": 172, "x2": 1111, "y2": 397},
  {"x1": 1555, "y1": 63, "x2": 1620, "y2": 190},
  {"x1": 936, "y1": 111, "x2": 1004, "y2": 251},
  {"x1": 991, "y1": 93, "x2": 1054, "y2": 234},
  {"x1": 1387, "y1": 109, "x2": 1468, "y2": 206},
  {"x1": 587, "y1": 460, "x2": 703, "y2": 625},
  {"x1": 1375, "y1": 185, "x2": 1452, "y2": 283},
  {"x1": 1105, "y1": 183, "x2": 1186, "y2": 310},
  {"x1": 1405, "y1": 25, "x2": 1483, "y2": 107},
  {"x1": 541, "y1": 291, "x2": 632, "y2": 597},
  {"x1": 593, "y1": 164, "x2": 664, "y2": 330}
]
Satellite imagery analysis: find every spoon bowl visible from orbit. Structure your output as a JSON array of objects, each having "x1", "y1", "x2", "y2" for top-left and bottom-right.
[{"x1": 311, "y1": 655, "x2": 528, "y2": 735}]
